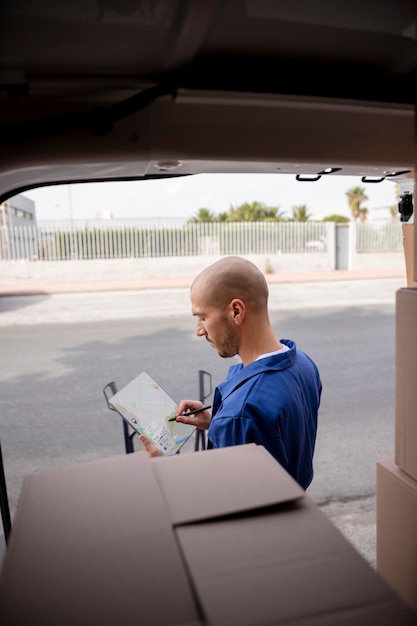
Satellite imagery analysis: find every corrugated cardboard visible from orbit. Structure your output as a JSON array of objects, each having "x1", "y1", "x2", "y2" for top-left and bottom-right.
[
  {"x1": 402, "y1": 224, "x2": 417, "y2": 287},
  {"x1": 150, "y1": 443, "x2": 304, "y2": 524},
  {"x1": 377, "y1": 457, "x2": 417, "y2": 614},
  {"x1": 395, "y1": 288, "x2": 417, "y2": 481},
  {"x1": 177, "y1": 494, "x2": 415, "y2": 626},
  {"x1": 0, "y1": 453, "x2": 200, "y2": 626},
  {"x1": 0, "y1": 445, "x2": 416, "y2": 625}
]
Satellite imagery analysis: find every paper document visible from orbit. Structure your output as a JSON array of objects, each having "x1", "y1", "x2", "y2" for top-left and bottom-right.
[{"x1": 108, "y1": 372, "x2": 196, "y2": 455}]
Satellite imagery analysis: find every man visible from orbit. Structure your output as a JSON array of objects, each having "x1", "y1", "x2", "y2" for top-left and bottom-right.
[{"x1": 140, "y1": 256, "x2": 322, "y2": 490}]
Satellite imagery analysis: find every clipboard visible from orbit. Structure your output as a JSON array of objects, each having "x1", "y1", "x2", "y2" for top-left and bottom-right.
[{"x1": 106, "y1": 372, "x2": 196, "y2": 455}]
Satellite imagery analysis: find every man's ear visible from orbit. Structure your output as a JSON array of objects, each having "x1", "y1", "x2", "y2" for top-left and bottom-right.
[{"x1": 230, "y1": 299, "x2": 245, "y2": 324}]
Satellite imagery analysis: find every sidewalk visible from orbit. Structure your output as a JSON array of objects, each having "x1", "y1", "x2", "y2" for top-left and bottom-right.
[{"x1": 0, "y1": 267, "x2": 407, "y2": 297}]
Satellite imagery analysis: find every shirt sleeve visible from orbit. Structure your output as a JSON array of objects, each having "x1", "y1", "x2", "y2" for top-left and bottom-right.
[
  {"x1": 209, "y1": 414, "x2": 254, "y2": 448},
  {"x1": 208, "y1": 411, "x2": 290, "y2": 473}
]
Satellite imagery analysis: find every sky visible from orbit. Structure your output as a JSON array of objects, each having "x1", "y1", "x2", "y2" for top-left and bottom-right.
[{"x1": 23, "y1": 173, "x2": 400, "y2": 223}]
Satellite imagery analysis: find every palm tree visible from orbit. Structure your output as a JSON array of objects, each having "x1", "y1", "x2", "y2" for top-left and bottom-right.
[
  {"x1": 291, "y1": 204, "x2": 311, "y2": 222},
  {"x1": 346, "y1": 186, "x2": 368, "y2": 221},
  {"x1": 389, "y1": 205, "x2": 399, "y2": 221},
  {"x1": 226, "y1": 201, "x2": 264, "y2": 221},
  {"x1": 359, "y1": 208, "x2": 368, "y2": 222},
  {"x1": 389, "y1": 183, "x2": 401, "y2": 221},
  {"x1": 226, "y1": 201, "x2": 284, "y2": 222},
  {"x1": 262, "y1": 206, "x2": 286, "y2": 221},
  {"x1": 188, "y1": 207, "x2": 216, "y2": 223}
]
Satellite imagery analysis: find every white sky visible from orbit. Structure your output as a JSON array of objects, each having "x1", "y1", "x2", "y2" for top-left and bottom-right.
[{"x1": 24, "y1": 173, "x2": 400, "y2": 223}]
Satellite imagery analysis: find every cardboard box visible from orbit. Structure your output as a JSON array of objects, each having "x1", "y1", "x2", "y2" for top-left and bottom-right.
[
  {"x1": 402, "y1": 224, "x2": 417, "y2": 287},
  {"x1": 377, "y1": 457, "x2": 417, "y2": 614},
  {"x1": 0, "y1": 445, "x2": 416, "y2": 625},
  {"x1": 396, "y1": 288, "x2": 417, "y2": 482},
  {"x1": 0, "y1": 451, "x2": 200, "y2": 626}
]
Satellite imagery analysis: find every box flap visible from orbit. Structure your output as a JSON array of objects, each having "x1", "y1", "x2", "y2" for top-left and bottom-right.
[
  {"x1": 0, "y1": 453, "x2": 200, "y2": 626},
  {"x1": 150, "y1": 444, "x2": 304, "y2": 525},
  {"x1": 177, "y1": 495, "x2": 414, "y2": 625}
]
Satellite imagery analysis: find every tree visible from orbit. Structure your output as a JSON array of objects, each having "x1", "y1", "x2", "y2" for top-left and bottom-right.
[
  {"x1": 346, "y1": 186, "x2": 368, "y2": 221},
  {"x1": 389, "y1": 205, "x2": 399, "y2": 221},
  {"x1": 389, "y1": 183, "x2": 401, "y2": 221},
  {"x1": 291, "y1": 204, "x2": 311, "y2": 222},
  {"x1": 226, "y1": 201, "x2": 285, "y2": 222},
  {"x1": 359, "y1": 207, "x2": 368, "y2": 222},
  {"x1": 188, "y1": 207, "x2": 217, "y2": 223},
  {"x1": 322, "y1": 214, "x2": 350, "y2": 223}
]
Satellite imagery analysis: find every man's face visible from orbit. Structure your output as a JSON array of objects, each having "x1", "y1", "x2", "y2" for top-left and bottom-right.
[{"x1": 191, "y1": 289, "x2": 239, "y2": 359}]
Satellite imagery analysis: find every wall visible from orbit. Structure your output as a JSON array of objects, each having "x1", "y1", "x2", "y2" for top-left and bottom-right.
[{"x1": 0, "y1": 252, "x2": 406, "y2": 287}]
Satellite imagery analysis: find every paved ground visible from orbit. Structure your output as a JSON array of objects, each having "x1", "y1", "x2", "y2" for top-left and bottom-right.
[
  {"x1": 0, "y1": 266, "x2": 406, "y2": 297},
  {"x1": 0, "y1": 264, "x2": 409, "y2": 571}
]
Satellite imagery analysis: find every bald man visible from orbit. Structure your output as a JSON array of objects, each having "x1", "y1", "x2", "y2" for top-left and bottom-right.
[{"x1": 140, "y1": 256, "x2": 322, "y2": 490}]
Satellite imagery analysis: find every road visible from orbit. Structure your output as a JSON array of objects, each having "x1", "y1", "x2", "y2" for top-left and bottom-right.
[{"x1": 0, "y1": 277, "x2": 405, "y2": 567}]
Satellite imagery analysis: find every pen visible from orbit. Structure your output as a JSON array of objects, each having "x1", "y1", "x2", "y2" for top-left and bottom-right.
[{"x1": 168, "y1": 405, "x2": 212, "y2": 421}]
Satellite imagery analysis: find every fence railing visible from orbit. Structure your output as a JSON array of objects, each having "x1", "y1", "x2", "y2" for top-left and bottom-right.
[
  {"x1": 0, "y1": 220, "x2": 403, "y2": 261},
  {"x1": 355, "y1": 221, "x2": 404, "y2": 252}
]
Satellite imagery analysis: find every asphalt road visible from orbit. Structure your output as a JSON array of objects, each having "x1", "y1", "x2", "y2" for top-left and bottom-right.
[{"x1": 0, "y1": 277, "x2": 405, "y2": 567}]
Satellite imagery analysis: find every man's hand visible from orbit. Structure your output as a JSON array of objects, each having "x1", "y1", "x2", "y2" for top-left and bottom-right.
[
  {"x1": 175, "y1": 400, "x2": 211, "y2": 430},
  {"x1": 139, "y1": 434, "x2": 164, "y2": 458},
  {"x1": 139, "y1": 399, "x2": 212, "y2": 457}
]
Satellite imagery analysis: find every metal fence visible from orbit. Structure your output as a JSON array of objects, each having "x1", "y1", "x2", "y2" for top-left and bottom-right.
[
  {"x1": 355, "y1": 221, "x2": 404, "y2": 252},
  {"x1": 0, "y1": 220, "x2": 403, "y2": 261}
]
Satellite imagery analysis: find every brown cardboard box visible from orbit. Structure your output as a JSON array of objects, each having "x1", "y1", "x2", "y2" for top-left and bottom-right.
[
  {"x1": 396, "y1": 288, "x2": 417, "y2": 482},
  {"x1": 0, "y1": 452, "x2": 200, "y2": 626},
  {"x1": 377, "y1": 457, "x2": 417, "y2": 613},
  {"x1": 0, "y1": 445, "x2": 415, "y2": 625},
  {"x1": 402, "y1": 224, "x2": 417, "y2": 287}
]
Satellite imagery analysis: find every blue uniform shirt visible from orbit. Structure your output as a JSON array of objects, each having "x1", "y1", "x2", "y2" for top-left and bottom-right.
[{"x1": 207, "y1": 339, "x2": 322, "y2": 490}]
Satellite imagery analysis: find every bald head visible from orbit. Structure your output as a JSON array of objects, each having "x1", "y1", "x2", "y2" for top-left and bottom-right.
[{"x1": 191, "y1": 256, "x2": 269, "y2": 312}]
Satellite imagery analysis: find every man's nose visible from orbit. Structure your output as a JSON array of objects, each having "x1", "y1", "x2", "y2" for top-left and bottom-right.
[{"x1": 196, "y1": 322, "x2": 206, "y2": 337}]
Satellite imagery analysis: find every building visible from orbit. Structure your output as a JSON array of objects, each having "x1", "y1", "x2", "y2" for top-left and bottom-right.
[
  {"x1": 0, "y1": 194, "x2": 37, "y2": 259},
  {"x1": 1, "y1": 194, "x2": 37, "y2": 228}
]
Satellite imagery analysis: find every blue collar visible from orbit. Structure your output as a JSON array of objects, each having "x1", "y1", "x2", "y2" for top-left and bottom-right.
[{"x1": 218, "y1": 339, "x2": 297, "y2": 401}]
